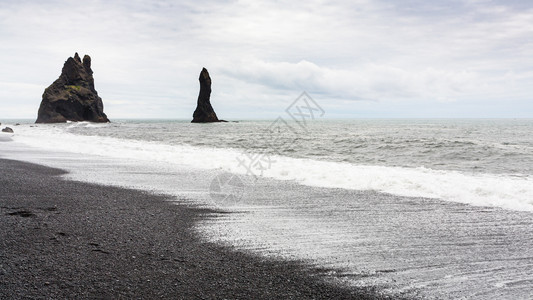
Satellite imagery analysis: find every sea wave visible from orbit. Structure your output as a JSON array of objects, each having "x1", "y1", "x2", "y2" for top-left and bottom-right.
[{"x1": 12, "y1": 124, "x2": 533, "y2": 212}]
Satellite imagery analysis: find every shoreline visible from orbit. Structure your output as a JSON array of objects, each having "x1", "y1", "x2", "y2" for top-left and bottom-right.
[{"x1": 0, "y1": 158, "x2": 390, "y2": 299}]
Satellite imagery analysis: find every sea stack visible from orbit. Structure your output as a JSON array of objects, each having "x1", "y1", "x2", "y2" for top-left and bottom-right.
[
  {"x1": 192, "y1": 68, "x2": 221, "y2": 123},
  {"x1": 36, "y1": 53, "x2": 109, "y2": 123}
]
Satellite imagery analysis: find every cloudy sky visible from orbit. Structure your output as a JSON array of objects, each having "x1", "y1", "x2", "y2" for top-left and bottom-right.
[{"x1": 1, "y1": 0, "x2": 532, "y2": 119}]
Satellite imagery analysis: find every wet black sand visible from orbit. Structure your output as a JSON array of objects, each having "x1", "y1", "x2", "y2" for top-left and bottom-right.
[{"x1": 0, "y1": 159, "x2": 391, "y2": 299}]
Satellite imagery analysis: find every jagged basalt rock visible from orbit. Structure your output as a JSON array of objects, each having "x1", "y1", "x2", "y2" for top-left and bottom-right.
[
  {"x1": 36, "y1": 53, "x2": 109, "y2": 123},
  {"x1": 2, "y1": 127, "x2": 14, "y2": 133},
  {"x1": 192, "y1": 68, "x2": 224, "y2": 123}
]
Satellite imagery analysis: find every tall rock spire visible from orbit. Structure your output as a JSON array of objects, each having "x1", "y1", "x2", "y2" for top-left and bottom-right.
[{"x1": 192, "y1": 68, "x2": 220, "y2": 123}]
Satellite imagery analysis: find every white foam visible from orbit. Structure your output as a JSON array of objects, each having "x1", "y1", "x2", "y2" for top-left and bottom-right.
[
  {"x1": 10, "y1": 124, "x2": 533, "y2": 212},
  {"x1": 0, "y1": 132, "x2": 14, "y2": 142}
]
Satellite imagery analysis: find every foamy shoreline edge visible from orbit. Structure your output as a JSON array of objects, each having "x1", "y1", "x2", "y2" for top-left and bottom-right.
[{"x1": 0, "y1": 158, "x2": 394, "y2": 299}]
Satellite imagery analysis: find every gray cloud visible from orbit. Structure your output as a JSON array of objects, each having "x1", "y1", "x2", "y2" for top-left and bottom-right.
[{"x1": 0, "y1": 0, "x2": 532, "y2": 119}]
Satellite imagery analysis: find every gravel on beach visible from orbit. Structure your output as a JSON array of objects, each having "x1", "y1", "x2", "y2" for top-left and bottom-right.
[{"x1": 0, "y1": 159, "x2": 389, "y2": 299}]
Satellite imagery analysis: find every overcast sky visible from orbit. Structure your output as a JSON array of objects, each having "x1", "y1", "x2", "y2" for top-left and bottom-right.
[{"x1": 1, "y1": 0, "x2": 532, "y2": 119}]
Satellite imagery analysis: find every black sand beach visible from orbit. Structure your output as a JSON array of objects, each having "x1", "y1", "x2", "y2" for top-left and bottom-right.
[{"x1": 0, "y1": 159, "x2": 389, "y2": 299}]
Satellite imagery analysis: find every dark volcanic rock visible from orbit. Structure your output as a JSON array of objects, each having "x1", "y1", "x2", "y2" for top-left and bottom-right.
[
  {"x1": 36, "y1": 53, "x2": 109, "y2": 123},
  {"x1": 192, "y1": 68, "x2": 222, "y2": 123},
  {"x1": 2, "y1": 127, "x2": 14, "y2": 133}
]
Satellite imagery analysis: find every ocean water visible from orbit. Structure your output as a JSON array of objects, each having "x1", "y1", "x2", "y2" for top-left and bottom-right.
[
  {"x1": 1, "y1": 118, "x2": 533, "y2": 299},
  {"x1": 65, "y1": 119, "x2": 533, "y2": 176},
  {"x1": 8, "y1": 119, "x2": 533, "y2": 210}
]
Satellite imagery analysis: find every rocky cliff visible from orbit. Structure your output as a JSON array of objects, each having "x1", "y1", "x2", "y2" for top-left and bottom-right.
[{"x1": 36, "y1": 53, "x2": 109, "y2": 123}]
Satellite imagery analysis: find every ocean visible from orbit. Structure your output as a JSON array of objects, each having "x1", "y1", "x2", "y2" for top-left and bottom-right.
[{"x1": 1, "y1": 118, "x2": 533, "y2": 299}]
